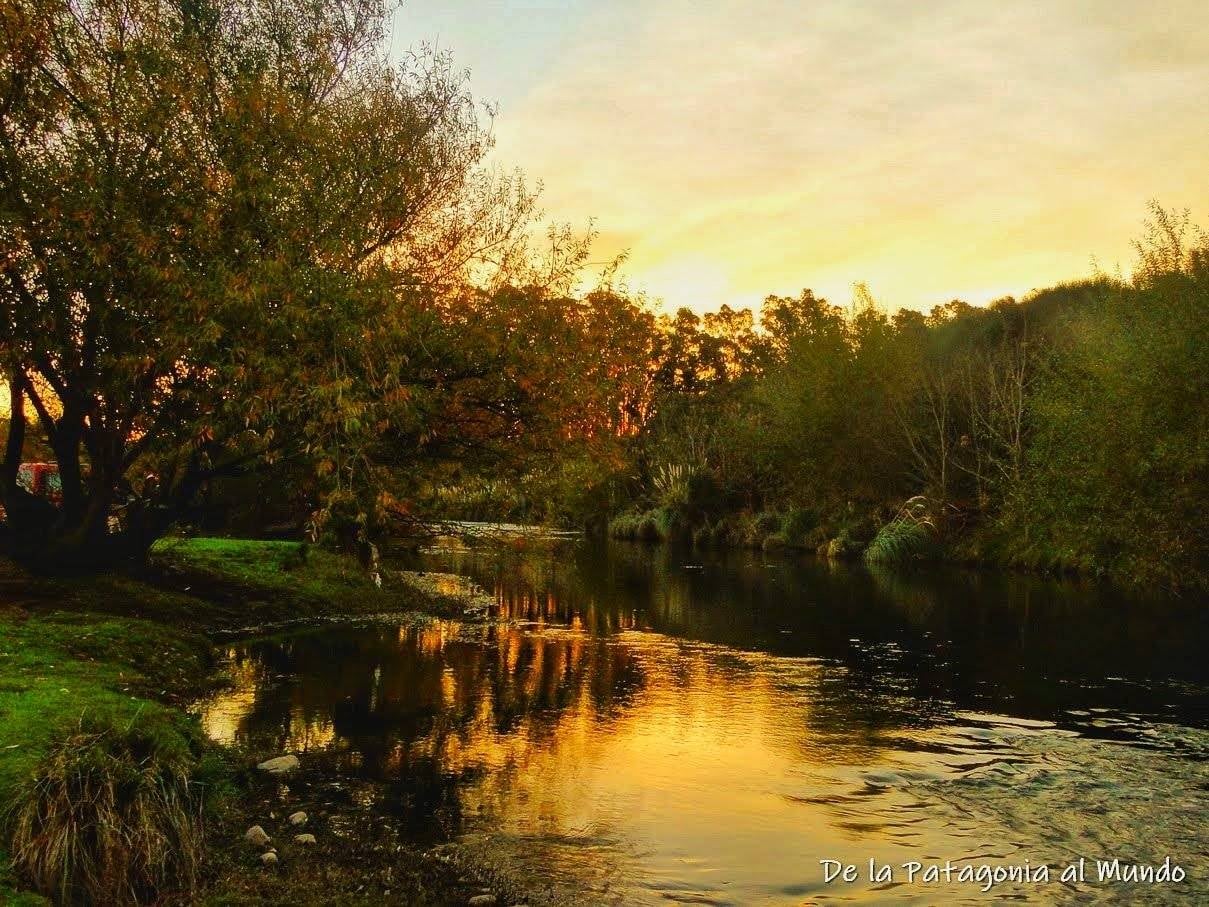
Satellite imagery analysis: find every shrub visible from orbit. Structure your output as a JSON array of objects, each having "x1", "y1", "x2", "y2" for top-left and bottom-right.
[
  {"x1": 637, "y1": 514, "x2": 661, "y2": 542},
  {"x1": 653, "y1": 507, "x2": 691, "y2": 544},
  {"x1": 780, "y1": 508, "x2": 818, "y2": 546},
  {"x1": 864, "y1": 497, "x2": 940, "y2": 564},
  {"x1": 824, "y1": 530, "x2": 861, "y2": 559},
  {"x1": 7, "y1": 723, "x2": 202, "y2": 905},
  {"x1": 754, "y1": 511, "x2": 781, "y2": 536},
  {"x1": 864, "y1": 520, "x2": 937, "y2": 564},
  {"x1": 762, "y1": 532, "x2": 789, "y2": 552},
  {"x1": 608, "y1": 512, "x2": 642, "y2": 540},
  {"x1": 651, "y1": 463, "x2": 694, "y2": 510}
]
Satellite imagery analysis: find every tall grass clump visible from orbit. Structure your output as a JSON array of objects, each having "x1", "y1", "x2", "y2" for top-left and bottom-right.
[
  {"x1": 652, "y1": 506, "x2": 691, "y2": 544},
  {"x1": 780, "y1": 508, "x2": 818, "y2": 547},
  {"x1": 822, "y1": 529, "x2": 861, "y2": 559},
  {"x1": 651, "y1": 463, "x2": 695, "y2": 511},
  {"x1": 608, "y1": 512, "x2": 643, "y2": 540},
  {"x1": 0, "y1": 612, "x2": 210, "y2": 906},
  {"x1": 636, "y1": 513, "x2": 661, "y2": 542},
  {"x1": 864, "y1": 497, "x2": 939, "y2": 564},
  {"x1": 864, "y1": 521, "x2": 936, "y2": 564},
  {"x1": 7, "y1": 722, "x2": 202, "y2": 906}
]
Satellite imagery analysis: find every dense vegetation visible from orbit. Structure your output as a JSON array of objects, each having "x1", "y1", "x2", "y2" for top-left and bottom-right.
[
  {"x1": 0, "y1": 538, "x2": 478, "y2": 904},
  {"x1": 0, "y1": 0, "x2": 611, "y2": 567},
  {"x1": 2, "y1": 1, "x2": 1201, "y2": 904},
  {"x1": 1, "y1": 0, "x2": 1203, "y2": 594},
  {"x1": 446, "y1": 207, "x2": 1209, "y2": 593}
]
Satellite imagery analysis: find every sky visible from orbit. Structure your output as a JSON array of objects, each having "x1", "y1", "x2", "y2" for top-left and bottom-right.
[{"x1": 392, "y1": 1, "x2": 1209, "y2": 315}]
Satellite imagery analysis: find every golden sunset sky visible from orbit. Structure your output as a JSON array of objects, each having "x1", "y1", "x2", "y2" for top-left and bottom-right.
[{"x1": 394, "y1": 1, "x2": 1209, "y2": 314}]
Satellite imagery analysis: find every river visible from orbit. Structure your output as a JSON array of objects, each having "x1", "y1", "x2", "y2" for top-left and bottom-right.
[{"x1": 198, "y1": 536, "x2": 1209, "y2": 904}]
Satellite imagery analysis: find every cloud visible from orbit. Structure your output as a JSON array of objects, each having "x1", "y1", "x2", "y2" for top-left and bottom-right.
[{"x1": 472, "y1": 0, "x2": 1209, "y2": 311}]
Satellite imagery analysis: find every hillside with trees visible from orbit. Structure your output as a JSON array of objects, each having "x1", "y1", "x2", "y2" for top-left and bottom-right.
[{"x1": 434, "y1": 207, "x2": 1209, "y2": 593}]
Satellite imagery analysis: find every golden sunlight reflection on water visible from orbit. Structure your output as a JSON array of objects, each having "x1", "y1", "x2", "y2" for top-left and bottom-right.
[{"x1": 197, "y1": 551, "x2": 1209, "y2": 904}]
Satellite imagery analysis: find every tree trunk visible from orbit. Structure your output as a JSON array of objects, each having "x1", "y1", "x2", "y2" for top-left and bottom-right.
[{"x1": 2, "y1": 373, "x2": 25, "y2": 500}]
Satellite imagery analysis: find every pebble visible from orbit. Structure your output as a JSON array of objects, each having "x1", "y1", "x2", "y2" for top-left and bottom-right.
[
  {"x1": 243, "y1": 825, "x2": 271, "y2": 847},
  {"x1": 294, "y1": 833, "x2": 317, "y2": 845},
  {"x1": 467, "y1": 896, "x2": 496, "y2": 906},
  {"x1": 288, "y1": 810, "x2": 308, "y2": 826},
  {"x1": 260, "y1": 851, "x2": 278, "y2": 866},
  {"x1": 257, "y1": 754, "x2": 300, "y2": 774}
]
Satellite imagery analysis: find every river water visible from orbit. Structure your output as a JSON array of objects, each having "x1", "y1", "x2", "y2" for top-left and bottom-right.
[{"x1": 198, "y1": 538, "x2": 1209, "y2": 904}]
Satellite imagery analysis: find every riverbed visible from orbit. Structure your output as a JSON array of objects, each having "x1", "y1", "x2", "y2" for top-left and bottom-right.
[{"x1": 198, "y1": 539, "x2": 1209, "y2": 904}]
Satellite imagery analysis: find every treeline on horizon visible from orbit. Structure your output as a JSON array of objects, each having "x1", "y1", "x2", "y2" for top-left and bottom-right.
[
  {"x1": 434, "y1": 205, "x2": 1209, "y2": 594},
  {"x1": 0, "y1": 0, "x2": 1204, "y2": 593}
]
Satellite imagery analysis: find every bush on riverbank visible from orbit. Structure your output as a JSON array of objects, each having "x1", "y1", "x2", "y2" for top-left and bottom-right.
[
  {"x1": 0, "y1": 612, "x2": 212, "y2": 904},
  {"x1": 0, "y1": 536, "x2": 480, "y2": 904},
  {"x1": 551, "y1": 209, "x2": 1209, "y2": 593},
  {"x1": 611, "y1": 503, "x2": 867, "y2": 557},
  {"x1": 10, "y1": 723, "x2": 202, "y2": 905},
  {"x1": 864, "y1": 520, "x2": 937, "y2": 564}
]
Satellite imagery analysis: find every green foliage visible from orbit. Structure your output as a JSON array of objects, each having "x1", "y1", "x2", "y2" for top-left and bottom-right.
[
  {"x1": 824, "y1": 530, "x2": 862, "y2": 560},
  {"x1": 780, "y1": 508, "x2": 819, "y2": 547},
  {"x1": 0, "y1": 612, "x2": 210, "y2": 904},
  {"x1": 762, "y1": 532, "x2": 789, "y2": 552},
  {"x1": 993, "y1": 239, "x2": 1209, "y2": 589},
  {"x1": 608, "y1": 512, "x2": 643, "y2": 541},
  {"x1": 704, "y1": 511, "x2": 780, "y2": 549},
  {"x1": 608, "y1": 507, "x2": 692, "y2": 544},
  {"x1": 651, "y1": 507, "x2": 690, "y2": 544},
  {"x1": 0, "y1": 0, "x2": 572, "y2": 568},
  {"x1": 864, "y1": 520, "x2": 937, "y2": 564},
  {"x1": 637, "y1": 514, "x2": 661, "y2": 543},
  {"x1": 584, "y1": 206, "x2": 1209, "y2": 591}
]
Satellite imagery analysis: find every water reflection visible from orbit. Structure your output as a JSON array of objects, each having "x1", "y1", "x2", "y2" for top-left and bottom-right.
[{"x1": 200, "y1": 541, "x2": 1209, "y2": 903}]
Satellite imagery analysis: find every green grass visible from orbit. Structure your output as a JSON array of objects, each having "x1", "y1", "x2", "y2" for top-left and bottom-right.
[
  {"x1": 863, "y1": 520, "x2": 938, "y2": 564},
  {"x1": 0, "y1": 612, "x2": 210, "y2": 797},
  {"x1": 148, "y1": 537, "x2": 430, "y2": 627},
  {"x1": 151, "y1": 536, "x2": 360, "y2": 602},
  {"x1": 0, "y1": 535, "x2": 467, "y2": 903},
  {"x1": 0, "y1": 611, "x2": 212, "y2": 903},
  {"x1": 1, "y1": 833, "x2": 50, "y2": 906}
]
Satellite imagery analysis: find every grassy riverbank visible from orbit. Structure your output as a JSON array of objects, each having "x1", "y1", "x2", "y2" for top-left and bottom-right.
[
  {"x1": 605, "y1": 495, "x2": 1206, "y2": 591},
  {"x1": 0, "y1": 539, "x2": 498, "y2": 905},
  {"x1": 608, "y1": 504, "x2": 939, "y2": 566}
]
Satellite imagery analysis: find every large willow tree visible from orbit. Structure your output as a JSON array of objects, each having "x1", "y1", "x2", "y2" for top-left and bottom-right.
[{"x1": 0, "y1": 0, "x2": 552, "y2": 566}]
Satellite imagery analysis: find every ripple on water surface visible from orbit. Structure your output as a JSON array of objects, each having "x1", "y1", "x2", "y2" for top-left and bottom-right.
[{"x1": 197, "y1": 543, "x2": 1209, "y2": 904}]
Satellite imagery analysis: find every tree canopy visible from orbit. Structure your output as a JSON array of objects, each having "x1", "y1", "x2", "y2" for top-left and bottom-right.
[{"x1": 0, "y1": 0, "x2": 591, "y2": 564}]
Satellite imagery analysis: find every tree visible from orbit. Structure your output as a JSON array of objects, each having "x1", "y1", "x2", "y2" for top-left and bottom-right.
[{"x1": 0, "y1": 0, "x2": 541, "y2": 567}]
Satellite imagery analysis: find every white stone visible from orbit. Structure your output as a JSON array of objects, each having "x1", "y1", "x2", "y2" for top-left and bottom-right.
[
  {"x1": 467, "y1": 896, "x2": 496, "y2": 906},
  {"x1": 260, "y1": 851, "x2": 279, "y2": 866},
  {"x1": 256, "y1": 754, "x2": 300, "y2": 774},
  {"x1": 294, "y1": 833, "x2": 317, "y2": 845},
  {"x1": 288, "y1": 810, "x2": 308, "y2": 826}
]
